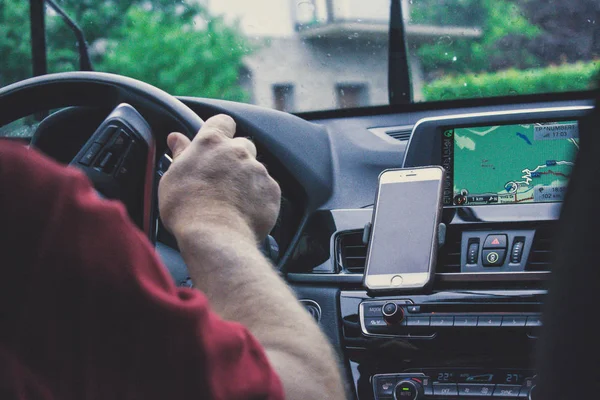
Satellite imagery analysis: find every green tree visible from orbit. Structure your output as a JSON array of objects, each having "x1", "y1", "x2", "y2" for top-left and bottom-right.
[
  {"x1": 514, "y1": 0, "x2": 600, "y2": 63},
  {"x1": 410, "y1": 0, "x2": 540, "y2": 78},
  {"x1": 0, "y1": 0, "x2": 33, "y2": 86},
  {"x1": 98, "y1": 7, "x2": 252, "y2": 100},
  {"x1": 0, "y1": 1, "x2": 252, "y2": 101},
  {"x1": 45, "y1": 0, "x2": 202, "y2": 73}
]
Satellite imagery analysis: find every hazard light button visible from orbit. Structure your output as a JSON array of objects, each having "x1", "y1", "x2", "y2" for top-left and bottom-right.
[{"x1": 483, "y1": 234, "x2": 507, "y2": 249}]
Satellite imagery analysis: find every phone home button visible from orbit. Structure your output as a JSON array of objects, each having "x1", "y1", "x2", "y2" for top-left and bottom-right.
[{"x1": 390, "y1": 275, "x2": 403, "y2": 286}]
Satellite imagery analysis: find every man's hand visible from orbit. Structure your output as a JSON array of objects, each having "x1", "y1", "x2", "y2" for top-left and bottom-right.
[
  {"x1": 158, "y1": 114, "x2": 281, "y2": 243},
  {"x1": 157, "y1": 114, "x2": 346, "y2": 400}
]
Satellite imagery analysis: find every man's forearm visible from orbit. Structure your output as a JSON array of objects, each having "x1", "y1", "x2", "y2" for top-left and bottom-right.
[{"x1": 177, "y1": 224, "x2": 346, "y2": 400}]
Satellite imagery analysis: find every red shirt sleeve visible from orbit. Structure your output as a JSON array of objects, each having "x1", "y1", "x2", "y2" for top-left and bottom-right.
[{"x1": 0, "y1": 140, "x2": 284, "y2": 400}]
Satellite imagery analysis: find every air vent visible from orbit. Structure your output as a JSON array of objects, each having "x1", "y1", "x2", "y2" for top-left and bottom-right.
[
  {"x1": 436, "y1": 228, "x2": 462, "y2": 273},
  {"x1": 337, "y1": 230, "x2": 367, "y2": 273},
  {"x1": 337, "y1": 228, "x2": 462, "y2": 274},
  {"x1": 526, "y1": 225, "x2": 556, "y2": 272},
  {"x1": 368, "y1": 125, "x2": 413, "y2": 142},
  {"x1": 386, "y1": 129, "x2": 412, "y2": 141}
]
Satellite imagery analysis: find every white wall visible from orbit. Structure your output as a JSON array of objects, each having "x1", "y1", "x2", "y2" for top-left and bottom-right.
[
  {"x1": 203, "y1": 0, "x2": 391, "y2": 112},
  {"x1": 246, "y1": 37, "x2": 388, "y2": 112},
  {"x1": 205, "y1": 0, "x2": 295, "y2": 37}
]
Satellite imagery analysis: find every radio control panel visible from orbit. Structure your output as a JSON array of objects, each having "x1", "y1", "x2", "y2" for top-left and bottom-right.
[{"x1": 360, "y1": 300, "x2": 542, "y2": 338}]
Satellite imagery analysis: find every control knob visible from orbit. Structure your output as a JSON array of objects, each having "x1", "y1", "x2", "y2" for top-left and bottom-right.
[
  {"x1": 528, "y1": 385, "x2": 537, "y2": 400},
  {"x1": 382, "y1": 302, "x2": 404, "y2": 324},
  {"x1": 394, "y1": 379, "x2": 424, "y2": 400}
]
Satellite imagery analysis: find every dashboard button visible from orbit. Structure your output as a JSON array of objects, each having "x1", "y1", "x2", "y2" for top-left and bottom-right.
[
  {"x1": 484, "y1": 234, "x2": 508, "y2": 249},
  {"x1": 501, "y1": 316, "x2": 527, "y2": 327},
  {"x1": 477, "y1": 316, "x2": 502, "y2": 327},
  {"x1": 467, "y1": 240, "x2": 480, "y2": 264},
  {"x1": 407, "y1": 305, "x2": 421, "y2": 313},
  {"x1": 364, "y1": 318, "x2": 389, "y2": 333},
  {"x1": 482, "y1": 249, "x2": 506, "y2": 266},
  {"x1": 363, "y1": 304, "x2": 384, "y2": 317},
  {"x1": 454, "y1": 316, "x2": 478, "y2": 326},
  {"x1": 395, "y1": 380, "x2": 422, "y2": 399},
  {"x1": 526, "y1": 316, "x2": 542, "y2": 327},
  {"x1": 510, "y1": 239, "x2": 525, "y2": 263},
  {"x1": 422, "y1": 377, "x2": 433, "y2": 396},
  {"x1": 373, "y1": 376, "x2": 398, "y2": 396},
  {"x1": 430, "y1": 316, "x2": 454, "y2": 326},
  {"x1": 433, "y1": 383, "x2": 458, "y2": 396},
  {"x1": 459, "y1": 384, "x2": 494, "y2": 397},
  {"x1": 493, "y1": 384, "x2": 521, "y2": 397},
  {"x1": 406, "y1": 317, "x2": 430, "y2": 327}
]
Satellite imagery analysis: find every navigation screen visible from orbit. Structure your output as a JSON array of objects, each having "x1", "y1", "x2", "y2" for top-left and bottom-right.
[{"x1": 441, "y1": 120, "x2": 579, "y2": 206}]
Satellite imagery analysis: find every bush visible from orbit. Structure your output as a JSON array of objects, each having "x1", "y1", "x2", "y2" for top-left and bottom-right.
[{"x1": 422, "y1": 61, "x2": 599, "y2": 101}]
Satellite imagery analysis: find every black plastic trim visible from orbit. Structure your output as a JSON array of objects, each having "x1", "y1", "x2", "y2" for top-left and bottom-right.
[
  {"x1": 288, "y1": 273, "x2": 364, "y2": 284},
  {"x1": 287, "y1": 271, "x2": 550, "y2": 284}
]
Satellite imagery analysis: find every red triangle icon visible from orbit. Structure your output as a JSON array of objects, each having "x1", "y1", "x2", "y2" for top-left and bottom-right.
[{"x1": 491, "y1": 238, "x2": 500, "y2": 245}]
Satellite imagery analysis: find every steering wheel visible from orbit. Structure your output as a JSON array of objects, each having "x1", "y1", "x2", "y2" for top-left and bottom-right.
[{"x1": 0, "y1": 71, "x2": 204, "y2": 243}]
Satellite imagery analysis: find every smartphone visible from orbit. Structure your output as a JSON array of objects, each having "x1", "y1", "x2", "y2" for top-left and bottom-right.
[{"x1": 363, "y1": 166, "x2": 445, "y2": 291}]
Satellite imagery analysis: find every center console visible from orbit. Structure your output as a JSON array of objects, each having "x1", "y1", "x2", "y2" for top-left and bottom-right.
[
  {"x1": 335, "y1": 106, "x2": 592, "y2": 400},
  {"x1": 341, "y1": 290, "x2": 542, "y2": 400}
]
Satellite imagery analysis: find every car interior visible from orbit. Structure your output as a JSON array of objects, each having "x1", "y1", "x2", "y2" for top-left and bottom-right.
[{"x1": 1, "y1": 1, "x2": 599, "y2": 399}]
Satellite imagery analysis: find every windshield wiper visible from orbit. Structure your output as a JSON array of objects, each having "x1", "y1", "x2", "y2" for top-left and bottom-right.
[
  {"x1": 29, "y1": 0, "x2": 94, "y2": 77},
  {"x1": 45, "y1": 0, "x2": 93, "y2": 71},
  {"x1": 388, "y1": 0, "x2": 411, "y2": 105}
]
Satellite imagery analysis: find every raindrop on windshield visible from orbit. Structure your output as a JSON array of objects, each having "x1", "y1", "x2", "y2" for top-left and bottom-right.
[
  {"x1": 509, "y1": 88, "x2": 519, "y2": 95},
  {"x1": 437, "y1": 36, "x2": 453, "y2": 46},
  {"x1": 452, "y1": 56, "x2": 457, "y2": 62},
  {"x1": 463, "y1": 82, "x2": 468, "y2": 87},
  {"x1": 352, "y1": 32, "x2": 359, "y2": 38},
  {"x1": 297, "y1": 1, "x2": 315, "y2": 14}
]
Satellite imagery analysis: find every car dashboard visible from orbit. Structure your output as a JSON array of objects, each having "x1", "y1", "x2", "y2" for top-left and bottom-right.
[
  {"x1": 168, "y1": 93, "x2": 595, "y2": 400},
  {"x1": 13, "y1": 90, "x2": 592, "y2": 400}
]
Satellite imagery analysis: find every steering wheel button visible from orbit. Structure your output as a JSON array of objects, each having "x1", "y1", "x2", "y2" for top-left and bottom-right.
[
  {"x1": 79, "y1": 143, "x2": 102, "y2": 166},
  {"x1": 95, "y1": 125, "x2": 119, "y2": 144},
  {"x1": 110, "y1": 131, "x2": 130, "y2": 154},
  {"x1": 99, "y1": 152, "x2": 113, "y2": 169}
]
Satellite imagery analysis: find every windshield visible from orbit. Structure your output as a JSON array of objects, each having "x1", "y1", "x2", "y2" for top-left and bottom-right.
[{"x1": 0, "y1": 0, "x2": 598, "y2": 113}]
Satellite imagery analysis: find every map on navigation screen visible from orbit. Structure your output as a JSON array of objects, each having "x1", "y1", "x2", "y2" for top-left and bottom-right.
[{"x1": 441, "y1": 121, "x2": 579, "y2": 206}]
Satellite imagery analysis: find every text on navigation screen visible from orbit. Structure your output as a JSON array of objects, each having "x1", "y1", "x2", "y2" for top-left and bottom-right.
[{"x1": 441, "y1": 121, "x2": 579, "y2": 206}]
